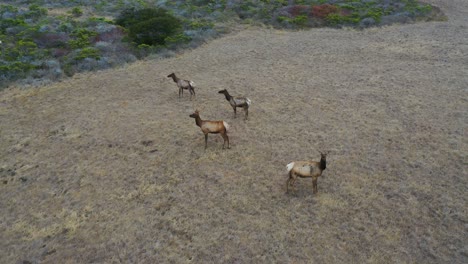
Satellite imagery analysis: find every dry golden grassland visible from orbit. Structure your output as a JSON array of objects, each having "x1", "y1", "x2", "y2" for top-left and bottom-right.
[{"x1": 1, "y1": 0, "x2": 467, "y2": 263}]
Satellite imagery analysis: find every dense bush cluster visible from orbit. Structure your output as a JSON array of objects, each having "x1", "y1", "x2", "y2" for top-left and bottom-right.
[
  {"x1": 0, "y1": 0, "x2": 442, "y2": 88},
  {"x1": 274, "y1": 0, "x2": 437, "y2": 28},
  {"x1": 115, "y1": 8, "x2": 185, "y2": 47},
  {"x1": 0, "y1": 4, "x2": 133, "y2": 88}
]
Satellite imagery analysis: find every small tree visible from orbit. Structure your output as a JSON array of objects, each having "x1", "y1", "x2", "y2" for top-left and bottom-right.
[{"x1": 115, "y1": 7, "x2": 183, "y2": 46}]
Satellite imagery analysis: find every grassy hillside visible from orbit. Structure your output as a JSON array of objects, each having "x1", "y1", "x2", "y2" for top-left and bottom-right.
[
  {"x1": 0, "y1": 0, "x2": 444, "y2": 88},
  {"x1": 0, "y1": 0, "x2": 466, "y2": 263}
]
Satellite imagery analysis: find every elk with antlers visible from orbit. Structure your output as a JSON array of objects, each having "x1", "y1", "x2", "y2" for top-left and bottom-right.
[
  {"x1": 167, "y1": 73, "x2": 196, "y2": 100},
  {"x1": 286, "y1": 151, "x2": 328, "y2": 194},
  {"x1": 189, "y1": 110, "x2": 230, "y2": 149}
]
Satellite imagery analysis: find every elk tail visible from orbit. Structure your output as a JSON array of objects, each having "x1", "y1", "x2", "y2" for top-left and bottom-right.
[
  {"x1": 189, "y1": 81, "x2": 196, "y2": 89},
  {"x1": 223, "y1": 121, "x2": 230, "y2": 132},
  {"x1": 286, "y1": 162, "x2": 295, "y2": 172}
]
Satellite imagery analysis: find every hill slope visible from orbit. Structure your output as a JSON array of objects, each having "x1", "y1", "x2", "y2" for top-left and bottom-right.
[{"x1": 1, "y1": 0, "x2": 466, "y2": 263}]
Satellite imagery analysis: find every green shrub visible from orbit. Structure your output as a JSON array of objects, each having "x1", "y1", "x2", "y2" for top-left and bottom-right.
[
  {"x1": 116, "y1": 7, "x2": 184, "y2": 46},
  {"x1": 0, "y1": 4, "x2": 17, "y2": 14},
  {"x1": 18, "y1": 39, "x2": 37, "y2": 54},
  {"x1": 70, "y1": 7, "x2": 83, "y2": 17},
  {"x1": 1, "y1": 18, "x2": 26, "y2": 33},
  {"x1": 134, "y1": 43, "x2": 156, "y2": 58},
  {"x1": 277, "y1": 14, "x2": 308, "y2": 28},
  {"x1": 74, "y1": 47, "x2": 100, "y2": 61},
  {"x1": 68, "y1": 29, "x2": 97, "y2": 48},
  {"x1": 189, "y1": 19, "x2": 215, "y2": 30},
  {"x1": 363, "y1": 7, "x2": 384, "y2": 22},
  {"x1": 403, "y1": 1, "x2": 433, "y2": 16},
  {"x1": 164, "y1": 33, "x2": 191, "y2": 46},
  {"x1": 276, "y1": 16, "x2": 288, "y2": 23},
  {"x1": 292, "y1": 15, "x2": 308, "y2": 26},
  {"x1": 115, "y1": 7, "x2": 166, "y2": 28},
  {"x1": 0, "y1": 61, "x2": 36, "y2": 79},
  {"x1": 27, "y1": 4, "x2": 48, "y2": 20}
]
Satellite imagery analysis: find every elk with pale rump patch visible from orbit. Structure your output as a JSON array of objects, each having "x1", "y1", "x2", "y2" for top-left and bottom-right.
[
  {"x1": 218, "y1": 89, "x2": 251, "y2": 120},
  {"x1": 189, "y1": 110, "x2": 230, "y2": 149},
  {"x1": 167, "y1": 73, "x2": 196, "y2": 100},
  {"x1": 286, "y1": 151, "x2": 328, "y2": 194}
]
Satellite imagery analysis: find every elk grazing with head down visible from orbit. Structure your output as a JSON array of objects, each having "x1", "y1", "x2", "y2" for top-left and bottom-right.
[
  {"x1": 189, "y1": 110, "x2": 230, "y2": 149},
  {"x1": 218, "y1": 89, "x2": 251, "y2": 120},
  {"x1": 167, "y1": 73, "x2": 196, "y2": 100},
  {"x1": 286, "y1": 151, "x2": 328, "y2": 194}
]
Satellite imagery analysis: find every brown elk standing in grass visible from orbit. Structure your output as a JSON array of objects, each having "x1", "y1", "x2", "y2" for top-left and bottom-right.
[
  {"x1": 189, "y1": 110, "x2": 230, "y2": 149},
  {"x1": 218, "y1": 89, "x2": 251, "y2": 120},
  {"x1": 167, "y1": 73, "x2": 196, "y2": 100},
  {"x1": 286, "y1": 151, "x2": 328, "y2": 194}
]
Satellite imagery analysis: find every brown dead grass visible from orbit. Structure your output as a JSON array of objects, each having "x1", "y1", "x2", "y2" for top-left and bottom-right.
[{"x1": 1, "y1": 0, "x2": 467, "y2": 263}]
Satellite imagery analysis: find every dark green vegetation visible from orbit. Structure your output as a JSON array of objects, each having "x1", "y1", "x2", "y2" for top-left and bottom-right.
[
  {"x1": 0, "y1": 0, "x2": 444, "y2": 88},
  {"x1": 115, "y1": 8, "x2": 185, "y2": 47}
]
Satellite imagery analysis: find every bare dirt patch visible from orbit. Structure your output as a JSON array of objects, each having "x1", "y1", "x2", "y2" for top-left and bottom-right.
[{"x1": 1, "y1": 0, "x2": 467, "y2": 263}]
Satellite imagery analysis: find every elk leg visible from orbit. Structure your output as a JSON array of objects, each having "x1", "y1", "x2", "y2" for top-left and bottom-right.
[
  {"x1": 179, "y1": 87, "x2": 182, "y2": 98},
  {"x1": 244, "y1": 106, "x2": 249, "y2": 120},
  {"x1": 189, "y1": 88, "x2": 194, "y2": 101},
  {"x1": 288, "y1": 172, "x2": 296, "y2": 193},
  {"x1": 286, "y1": 174, "x2": 294, "y2": 193},
  {"x1": 233, "y1": 106, "x2": 237, "y2": 118},
  {"x1": 312, "y1": 179, "x2": 318, "y2": 194},
  {"x1": 221, "y1": 132, "x2": 230, "y2": 149},
  {"x1": 204, "y1": 134, "x2": 208, "y2": 149}
]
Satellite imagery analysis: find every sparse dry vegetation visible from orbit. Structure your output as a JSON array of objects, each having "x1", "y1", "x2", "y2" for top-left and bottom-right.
[{"x1": 0, "y1": 0, "x2": 467, "y2": 263}]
